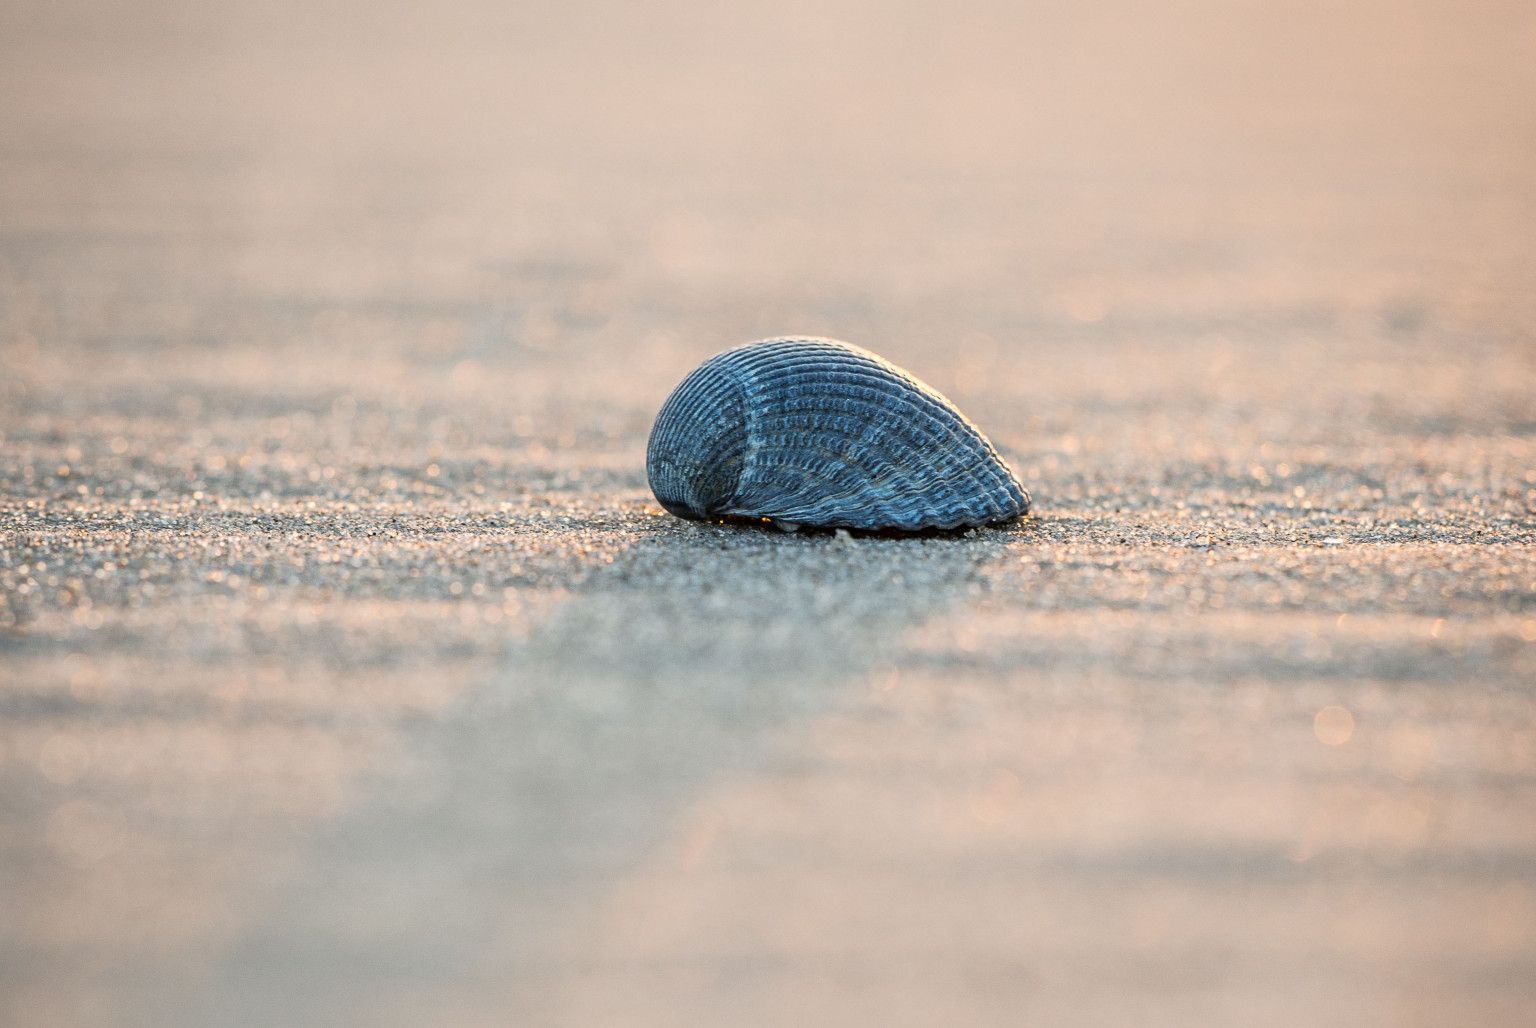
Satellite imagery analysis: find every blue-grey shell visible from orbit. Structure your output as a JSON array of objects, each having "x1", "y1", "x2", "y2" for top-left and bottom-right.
[{"x1": 647, "y1": 337, "x2": 1030, "y2": 531}]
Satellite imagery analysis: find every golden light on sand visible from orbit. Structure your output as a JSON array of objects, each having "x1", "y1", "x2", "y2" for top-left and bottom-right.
[
  {"x1": 1313, "y1": 705, "x2": 1355, "y2": 747},
  {"x1": 969, "y1": 769, "x2": 1023, "y2": 825}
]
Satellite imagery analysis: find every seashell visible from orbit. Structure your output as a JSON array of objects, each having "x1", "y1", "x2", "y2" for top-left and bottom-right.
[{"x1": 647, "y1": 337, "x2": 1030, "y2": 531}]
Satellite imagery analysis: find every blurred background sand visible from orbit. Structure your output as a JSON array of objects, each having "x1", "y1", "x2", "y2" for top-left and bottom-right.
[{"x1": 2, "y1": 2, "x2": 1535, "y2": 1024}]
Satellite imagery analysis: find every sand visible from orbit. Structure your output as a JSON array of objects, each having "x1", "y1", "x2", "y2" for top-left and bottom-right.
[{"x1": 2, "y1": 1, "x2": 1535, "y2": 1024}]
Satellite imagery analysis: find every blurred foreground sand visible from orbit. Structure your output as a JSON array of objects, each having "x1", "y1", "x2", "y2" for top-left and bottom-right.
[{"x1": 2, "y1": 2, "x2": 1535, "y2": 1024}]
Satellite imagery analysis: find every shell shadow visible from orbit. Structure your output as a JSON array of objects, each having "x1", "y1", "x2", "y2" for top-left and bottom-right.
[
  {"x1": 164, "y1": 509, "x2": 1030, "y2": 1023},
  {"x1": 718, "y1": 512, "x2": 1033, "y2": 540}
]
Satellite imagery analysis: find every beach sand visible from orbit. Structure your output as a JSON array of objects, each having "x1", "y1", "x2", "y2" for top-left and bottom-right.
[{"x1": 2, "y1": 2, "x2": 1534, "y2": 1023}]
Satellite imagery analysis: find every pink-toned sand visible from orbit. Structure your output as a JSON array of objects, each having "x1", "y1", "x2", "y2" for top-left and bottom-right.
[{"x1": 3, "y1": 2, "x2": 1534, "y2": 1023}]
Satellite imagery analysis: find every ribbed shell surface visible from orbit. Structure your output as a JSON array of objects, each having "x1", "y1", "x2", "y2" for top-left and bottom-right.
[{"x1": 647, "y1": 337, "x2": 1030, "y2": 531}]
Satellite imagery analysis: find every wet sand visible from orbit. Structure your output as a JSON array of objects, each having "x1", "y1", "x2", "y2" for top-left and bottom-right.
[{"x1": 3, "y1": 2, "x2": 1535, "y2": 1024}]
